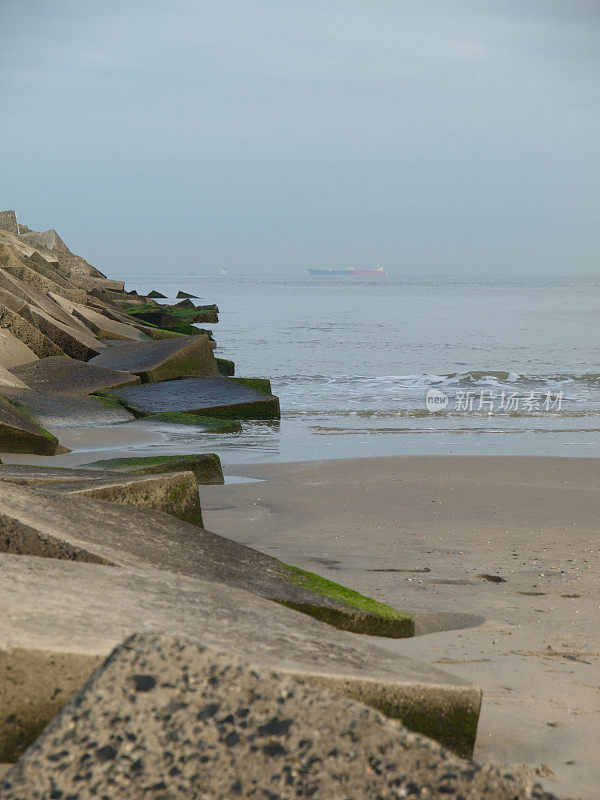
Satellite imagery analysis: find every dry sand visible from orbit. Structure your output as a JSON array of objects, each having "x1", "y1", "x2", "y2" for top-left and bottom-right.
[{"x1": 202, "y1": 455, "x2": 600, "y2": 800}]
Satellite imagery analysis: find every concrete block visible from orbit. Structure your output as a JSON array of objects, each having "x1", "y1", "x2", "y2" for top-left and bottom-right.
[
  {"x1": 0, "y1": 552, "x2": 481, "y2": 760},
  {"x1": 81, "y1": 453, "x2": 224, "y2": 485},
  {"x1": 0, "y1": 387, "x2": 135, "y2": 430},
  {"x1": 0, "y1": 305, "x2": 64, "y2": 358},
  {"x1": 111, "y1": 376, "x2": 280, "y2": 419},
  {"x1": 19, "y1": 305, "x2": 105, "y2": 361},
  {"x1": 89, "y1": 335, "x2": 219, "y2": 382},
  {"x1": 10, "y1": 356, "x2": 140, "y2": 394},
  {"x1": 0, "y1": 330, "x2": 38, "y2": 370},
  {"x1": 0, "y1": 396, "x2": 59, "y2": 455},
  {"x1": 4, "y1": 632, "x2": 545, "y2": 800}
]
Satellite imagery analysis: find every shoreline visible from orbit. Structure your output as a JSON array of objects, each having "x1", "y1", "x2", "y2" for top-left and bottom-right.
[{"x1": 201, "y1": 453, "x2": 600, "y2": 799}]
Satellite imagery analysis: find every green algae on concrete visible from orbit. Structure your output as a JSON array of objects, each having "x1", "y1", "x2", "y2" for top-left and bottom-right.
[
  {"x1": 81, "y1": 453, "x2": 224, "y2": 485},
  {"x1": 216, "y1": 357, "x2": 235, "y2": 376},
  {"x1": 231, "y1": 377, "x2": 272, "y2": 394},
  {"x1": 140, "y1": 412, "x2": 242, "y2": 432},
  {"x1": 0, "y1": 395, "x2": 59, "y2": 456},
  {"x1": 278, "y1": 563, "x2": 415, "y2": 639}
]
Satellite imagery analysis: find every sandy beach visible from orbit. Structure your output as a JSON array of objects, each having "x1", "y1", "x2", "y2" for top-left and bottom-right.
[{"x1": 201, "y1": 455, "x2": 600, "y2": 799}]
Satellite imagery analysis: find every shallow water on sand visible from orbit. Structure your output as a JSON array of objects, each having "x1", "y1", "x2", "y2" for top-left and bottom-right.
[{"x1": 116, "y1": 273, "x2": 600, "y2": 465}]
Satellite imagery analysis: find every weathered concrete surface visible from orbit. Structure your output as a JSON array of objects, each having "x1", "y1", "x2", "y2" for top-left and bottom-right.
[
  {"x1": 0, "y1": 482, "x2": 412, "y2": 640},
  {"x1": 146, "y1": 290, "x2": 166, "y2": 298},
  {"x1": 37, "y1": 471, "x2": 204, "y2": 527},
  {"x1": 112, "y1": 375, "x2": 281, "y2": 419},
  {"x1": 0, "y1": 304, "x2": 65, "y2": 359},
  {"x1": 0, "y1": 632, "x2": 552, "y2": 800},
  {"x1": 0, "y1": 211, "x2": 19, "y2": 235},
  {"x1": 89, "y1": 334, "x2": 219, "y2": 382},
  {"x1": 0, "y1": 366, "x2": 27, "y2": 389},
  {"x1": 48, "y1": 294, "x2": 149, "y2": 341},
  {"x1": 19, "y1": 304, "x2": 105, "y2": 361},
  {"x1": 0, "y1": 396, "x2": 58, "y2": 455},
  {"x1": 0, "y1": 553, "x2": 481, "y2": 759},
  {"x1": 177, "y1": 290, "x2": 199, "y2": 298},
  {"x1": 0, "y1": 330, "x2": 37, "y2": 369},
  {"x1": 128, "y1": 411, "x2": 242, "y2": 432},
  {"x1": 0, "y1": 387, "x2": 135, "y2": 430},
  {"x1": 0, "y1": 465, "x2": 202, "y2": 525},
  {"x1": 11, "y1": 355, "x2": 140, "y2": 394},
  {"x1": 81, "y1": 453, "x2": 224, "y2": 484}
]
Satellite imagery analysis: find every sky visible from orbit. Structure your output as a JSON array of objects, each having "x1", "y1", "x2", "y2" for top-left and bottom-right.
[{"x1": 1, "y1": 0, "x2": 599, "y2": 276}]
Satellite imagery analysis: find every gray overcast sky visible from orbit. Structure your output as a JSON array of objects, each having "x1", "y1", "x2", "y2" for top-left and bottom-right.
[{"x1": 1, "y1": 1, "x2": 599, "y2": 276}]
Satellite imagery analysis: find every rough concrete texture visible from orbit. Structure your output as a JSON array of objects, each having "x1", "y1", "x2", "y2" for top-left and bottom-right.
[
  {"x1": 177, "y1": 290, "x2": 198, "y2": 298},
  {"x1": 0, "y1": 481, "x2": 413, "y2": 641},
  {"x1": 49, "y1": 294, "x2": 149, "y2": 341},
  {"x1": 0, "y1": 304, "x2": 65, "y2": 359},
  {"x1": 19, "y1": 304, "x2": 105, "y2": 361},
  {"x1": 81, "y1": 452, "x2": 225, "y2": 484},
  {"x1": 0, "y1": 387, "x2": 135, "y2": 430},
  {"x1": 0, "y1": 250, "x2": 86, "y2": 304},
  {"x1": 147, "y1": 290, "x2": 166, "y2": 298},
  {"x1": 0, "y1": 465, "x2": 203, "y2": 525},
  {"x1": 38, "y1": 470, "x2": 204, "y2": 527},
  {"x1": 10, "y1": 355, "x2": 140, "y2": 394},
  {"x1": 0, "y1": 365, "x2": 28, "y2": 389},
  {"x1": 0, "y1": 330, "x2": 38, "y2": 369},
  {"x1": 112, "y1": 375, "x2": 281, "y2": 419},
  {"x1": 89, "y1": 334, "x2": 219, "y2": 382},
  {"x1": 0, "y1": 211, "x2": 19, "y2": 235},
  {"x1": 0, "y1": 270, "x2": 93, "y2": 334},
  {"x1": 0, "y1": 632, "x2": 553, "y2": 800},
  {"x1": 0, "y1": 396, "x2": 58, "y2": 455},
  {"x1": 0, "y1": 553, "x2": 481, "y2": 759}
]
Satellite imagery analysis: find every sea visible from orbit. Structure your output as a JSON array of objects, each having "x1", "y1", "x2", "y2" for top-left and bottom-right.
[{"x1": 119, "y1": 273, "x2": 600, "y2": 467}]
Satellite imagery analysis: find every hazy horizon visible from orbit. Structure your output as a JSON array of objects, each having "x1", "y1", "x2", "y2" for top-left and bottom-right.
[{"x1": 2, "y1": 1, "x2": 599, "y2": 277}]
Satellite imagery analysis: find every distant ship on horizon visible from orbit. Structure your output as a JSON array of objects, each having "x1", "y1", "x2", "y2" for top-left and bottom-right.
[{"x1": 308, "y1": 266, "x2": 386, "y2": 276}]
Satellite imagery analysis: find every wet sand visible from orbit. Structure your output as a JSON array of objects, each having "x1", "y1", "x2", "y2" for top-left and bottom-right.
[{"x1": 201, "y1": 455, "x2": 600, "y2": 799}]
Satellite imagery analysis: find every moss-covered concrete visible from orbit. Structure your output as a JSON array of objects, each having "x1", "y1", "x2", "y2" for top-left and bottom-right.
[
  {"x1": 82, "y1": 453, "x2": 224, "y2": 485},
  {"x1": 139, "y1": 411, "x2": 242, "y2": 432},
  {"x1": 216, "y1": 357, "x2": 235, "y2": 376},
  {"x1": 231, "y1": 377, "x2": 272, "y2": 395},
  {"x1": 0, "y1": 395, "x2": 59, "y2": 456},
  {"x1": 278, "y1": 563, "x2": 415, "y2": 639}
]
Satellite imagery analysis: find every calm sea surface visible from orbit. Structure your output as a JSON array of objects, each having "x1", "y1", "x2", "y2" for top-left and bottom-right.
[{"x1": 118, "y1": 273, "x2": 600, "y2": 466}]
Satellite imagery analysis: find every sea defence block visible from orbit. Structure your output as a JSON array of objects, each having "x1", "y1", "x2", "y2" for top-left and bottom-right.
[
  {"x1": 177, "y1": 290, "x2": 198, "y2": 298},
  {"x1": 0, "y1": 551, "x2": 481, "y2": 761},
  {"x1": 11, "y1": 356, "x2": 140, "y2": 395},
  {"x1": 88, "y1": 334, "x2": 219, "y2": 382},
  {"x1": 0, "y1": 396, "x2": 59, "y2": 455},
  {"x1": 0, "y1": 465, "x2": 203, "y2": 527},
  {"x1": 0, "y1": 387, "x2": 135, "y2": 430},
  {"x1": 0, "y1": 482, "x2": 411, "y2": 639},
  {"x1": 72, "y1": 304, "x2": 149, "y2": 341},
  {"x1": 146, "y1": 290, "x2": 166, "y2": 298},
  {"x1": 0, "y1": 366, "x2": 28, "y2": 389},
  {"x1": 0, "y1": 633, "x2": 546, "y2": 800},
  {"x1": 131, "y1": 411, "x2": 242, "y2": 432},
  {"x1": 81, "y1": 453, "x2": 224, "y2": 485},
  {"x1": 0, "y1": 330, "x2": 38, "y2": 369},
  {"x1": 111, "y1": 376, "x2": 280, "y2": 419},
  {"x1": 0, "y1": 304, "x2": 65, "y2": 359},
  {"x1": 19, "y1": 305, "x2": 105, "y2": 361}
]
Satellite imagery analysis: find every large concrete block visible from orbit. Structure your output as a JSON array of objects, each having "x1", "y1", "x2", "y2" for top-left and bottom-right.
[
  {"x1": 19, "y1": 305, "x2": 105, "y2": 361},
  {"x1": 111, "y1": 375, "x2": 280, "y2": 419},
  {"x1": 89, "y1": 334, "x2": 219, "y2": 382},
  {"x1": 0, "y1": 397, "x2": 59, "y2": 455},
  {"x1": 81, "y1": 453, "x2": 224, "y2": 484},
  {"x1": 0, "y1": 482, "x2": 412, "y2": 639},
  {"x1": 0, "y1": 631, "x2": 545, "y2": 800},
  {"x1": 0, "y1": 211, "x2": 18, "y2": 235},
  {"x1": 0, "y1": 553, "x2": 481, "y2": 760},
  {"x1": 48, "y1": 294, "x2": 148, "y2": 341},
  {"x1": 0, "y1": 366, "x2": 28, "y2": 389},
  {"x1": 0, "y1": 330, "x2": 38, "y2": 370},
  {"x1": 0, "y1": 305, "x2": 65, "y2": 358},
  {"x1": 10, "y1": 356, "x2": 140, "y2": 394},
  {"x1": 0, "y1": 387, "x2": 135, "y2": 430}
]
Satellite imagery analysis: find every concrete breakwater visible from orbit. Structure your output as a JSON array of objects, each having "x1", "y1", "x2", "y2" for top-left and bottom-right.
[{"x1": 0, "y1": 211, "x2": 557, "y2": 798}]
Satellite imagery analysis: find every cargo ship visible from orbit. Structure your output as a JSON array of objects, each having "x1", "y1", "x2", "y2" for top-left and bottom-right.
[{"x1": 308, "y1": 266, "x2": 386, "y2": 276}]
